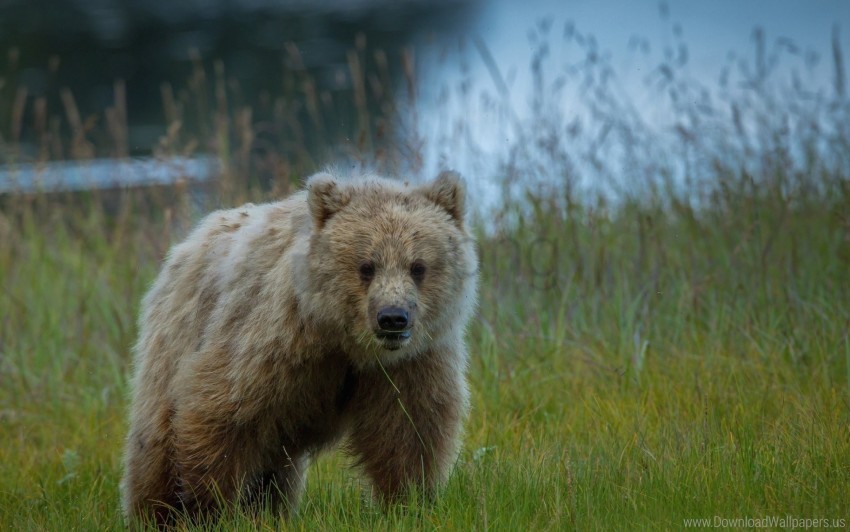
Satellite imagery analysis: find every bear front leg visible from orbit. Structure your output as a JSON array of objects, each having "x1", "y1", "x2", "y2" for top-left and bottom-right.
[
  {"x1": 172, "y1": 402, "x2": 308, "y2": 521},
  {"x1": 349, "y1": 350, "x2": 469, "y2": 503},
  {"x1": 171, "y1": 409, "x2": 248, "y2": 518}
]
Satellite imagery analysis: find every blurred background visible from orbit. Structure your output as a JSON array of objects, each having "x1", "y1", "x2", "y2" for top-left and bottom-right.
[{"x1": 0, "y1": 0, "x2": 847, "y2": 206}]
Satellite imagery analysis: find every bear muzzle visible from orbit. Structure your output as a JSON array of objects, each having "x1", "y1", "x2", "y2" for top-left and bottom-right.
[{"x1": 375, "y1": 306, "x2": 413, "y2": 350}]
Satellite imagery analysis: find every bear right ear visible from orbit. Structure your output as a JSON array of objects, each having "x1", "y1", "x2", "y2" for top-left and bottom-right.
[
  {"x1": 420, "y1": 170, "x2": 466, "y2": 227},
  {"x1": 307, "y1": 173, "x2": 350, "y2": 228}
]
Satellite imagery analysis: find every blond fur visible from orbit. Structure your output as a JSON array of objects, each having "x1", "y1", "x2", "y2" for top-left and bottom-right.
[{"x1": 121, "y1": 171, "x2": 478, "y2": 525}]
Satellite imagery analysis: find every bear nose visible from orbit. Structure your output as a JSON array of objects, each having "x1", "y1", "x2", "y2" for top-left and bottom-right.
[{"x1": 377, "y1": 307, "x2": 410, "y2": 331}]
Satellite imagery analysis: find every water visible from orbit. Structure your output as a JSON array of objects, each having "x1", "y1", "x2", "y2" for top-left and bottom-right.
[{"x1": 0, "y1": 156, "x2": 217, "y2": 194}]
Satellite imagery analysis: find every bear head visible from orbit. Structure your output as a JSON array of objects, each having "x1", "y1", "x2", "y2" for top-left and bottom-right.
[{"x1": 301, "y1": 171, "x2": 478, "y2": 366}]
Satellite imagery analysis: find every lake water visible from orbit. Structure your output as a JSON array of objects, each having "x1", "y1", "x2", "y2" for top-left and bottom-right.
[{"x1": 0, "y1": 156, "x2": 217, "y2": 194}]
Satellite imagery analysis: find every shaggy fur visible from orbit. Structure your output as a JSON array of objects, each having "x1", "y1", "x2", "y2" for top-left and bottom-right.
[{"x1": 121, "y1": 171, "x2": 478, "y2": 526}]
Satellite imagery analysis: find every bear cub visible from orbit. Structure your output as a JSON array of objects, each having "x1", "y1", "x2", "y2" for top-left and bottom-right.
[{"x1": 121, "y1": 171, "x2": 478, "y2": 525}]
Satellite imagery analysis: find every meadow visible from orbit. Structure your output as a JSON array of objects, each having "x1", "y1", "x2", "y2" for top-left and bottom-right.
[{"x1": 1, "y1": 18, "x2": 850, "y2": 530}]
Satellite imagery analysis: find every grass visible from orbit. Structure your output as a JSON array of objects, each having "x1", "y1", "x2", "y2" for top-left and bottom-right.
[
  {"x1": 2, "y1": 13, "x2": 850, "y2": 531},
  {"x1": 1, "y1": 177, "x2": 848, "y2": 530}
]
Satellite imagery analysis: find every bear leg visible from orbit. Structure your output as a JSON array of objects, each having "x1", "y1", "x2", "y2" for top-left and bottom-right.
[
  {"x1": 349, "y1": 351, "x2": 468, "y2": 502},
  {"x1": 171, "y1": 405, "x2": 311, "y2": 522}
]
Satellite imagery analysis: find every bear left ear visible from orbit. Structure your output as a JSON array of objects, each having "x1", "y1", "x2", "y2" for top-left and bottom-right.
[
  {"x1": 420, "y1": 170, "x2": 466, "y2": 226},
  {"x1": 307, "y1": 172, "x2": 351, "y2": 228}
]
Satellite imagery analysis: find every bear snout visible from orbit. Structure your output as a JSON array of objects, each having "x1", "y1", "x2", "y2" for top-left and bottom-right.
[
  {"x1": 376, "y1": 306, "x2": 410, "y2": 332},
  {"x1": 374, "y1": 306, "x2": 415, "y2": 350}
]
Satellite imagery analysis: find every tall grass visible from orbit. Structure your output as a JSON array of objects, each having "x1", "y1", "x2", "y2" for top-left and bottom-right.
[{"x1": 1, "y1": 12, "x2": 850, "y2": 530}]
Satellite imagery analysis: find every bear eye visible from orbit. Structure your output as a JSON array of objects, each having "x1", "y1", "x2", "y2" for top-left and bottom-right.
[
  {"x1": 410, "y1": 261, "x2": 426, "y2": 282},
  {"x1": 359, "y1": 261, "x2": 375, "y2": 282}
]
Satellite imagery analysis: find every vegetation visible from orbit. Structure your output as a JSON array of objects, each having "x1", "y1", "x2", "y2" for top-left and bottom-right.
[{"x1": 1, "y1": 14, "x2": 849, "y2": 530}]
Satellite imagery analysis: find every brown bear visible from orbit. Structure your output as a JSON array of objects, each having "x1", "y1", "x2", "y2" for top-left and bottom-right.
[{"x1": 120, "y1": 171, "x2": 478, "y2": 526}]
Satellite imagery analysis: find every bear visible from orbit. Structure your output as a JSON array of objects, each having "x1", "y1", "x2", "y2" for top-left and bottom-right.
[{"x1": 120, "y1": 170, "x2": 478, "y2": 526}]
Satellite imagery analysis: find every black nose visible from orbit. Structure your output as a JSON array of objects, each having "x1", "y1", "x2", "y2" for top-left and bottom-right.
[{"x1": 377, "y1": 307, "x2": 410, "y2": 331}]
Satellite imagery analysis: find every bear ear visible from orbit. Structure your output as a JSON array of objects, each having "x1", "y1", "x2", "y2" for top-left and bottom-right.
[
  {"x1": 420, "y1": 170, "x2": 466, "y2": 226},
  {"x1": 307, "y1": 172, "x2": 351, "y2": 228}
]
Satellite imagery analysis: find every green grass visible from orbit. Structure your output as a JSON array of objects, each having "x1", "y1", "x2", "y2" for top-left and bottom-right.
[{"x1": 1, "y1": 172, "x2": 849, "y2": 530}]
